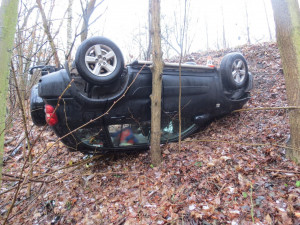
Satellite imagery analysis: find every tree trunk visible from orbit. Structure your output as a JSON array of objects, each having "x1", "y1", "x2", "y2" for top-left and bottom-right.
[
  {"x1": 263, "y1": 0, "x2": 273, "y2": 41},
  {"x1": 146, "y1": 0, "x2": 152, "y2": 61},
  {"x1": 205, "y1": 18, "x2": 209, "y2": 51},
  {"x1": 81, "y1": 0, "x2": 96, "y2": 42},
  {"x1": 271, "y1": 0, "x2": 300, "y2": 163},
  {"x1": 67, "y1": 0, "x2": 73, "y2": 62},
  {"x1": 244, "y1": 0, "x2": 251, "y2": 44},
  {"x1": 36, "y1": 0, "x2": 60, "y2": 67},
  {"x1": 0, "y1": 0, "x2": 19, "y2": 185},
  {"x1": 150, "y1": 0, "x2": 163, "y2": 166},
  {"x1": 221, "y1": 2, "x2": 227, "y2": 48},
  {"x1": 178, "y1": 0, "x2": 188, "y2": 150}
]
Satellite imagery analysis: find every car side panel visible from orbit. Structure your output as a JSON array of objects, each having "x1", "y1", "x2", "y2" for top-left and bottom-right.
[
  {"x1": 162, "y1": 70, "x2": 218, "y2": 120},
  {"x1": 104, "y1": 66, "x2": 152, "y2": 124}
]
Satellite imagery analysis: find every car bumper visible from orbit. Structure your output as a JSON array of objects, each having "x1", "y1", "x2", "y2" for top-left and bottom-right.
[{"x1": 30, "y1": 84, "x2": 46, "y2": 126}]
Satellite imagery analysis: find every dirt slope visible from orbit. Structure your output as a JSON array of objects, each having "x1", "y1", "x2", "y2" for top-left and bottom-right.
[{"x1": 1, "y1": 42, "x2": 300, "y2": 224}]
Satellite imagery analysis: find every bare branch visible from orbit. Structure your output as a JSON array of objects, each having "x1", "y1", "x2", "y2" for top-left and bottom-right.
[{"x1": 36, "y1": 0, "x2": 61, "y2": 67}]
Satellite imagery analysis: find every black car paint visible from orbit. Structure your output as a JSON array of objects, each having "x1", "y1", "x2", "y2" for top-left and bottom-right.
[{"x1": 34, "y1": 62, "x2": 252, "y2": 154}]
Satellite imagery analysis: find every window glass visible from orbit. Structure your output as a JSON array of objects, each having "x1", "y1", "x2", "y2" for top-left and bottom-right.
[
  {"x1": 75, "y1": 127, "x2": 105, "y2": 147},
  {"x1": 161, "y1": 115, "x2": 195, "y2": 142},
  {"x1": 109, "y1": 123, "x2": 150, "y2": 147},
  {"x1": 74, "y1": 116, "x2": 196, "y2": 148}
]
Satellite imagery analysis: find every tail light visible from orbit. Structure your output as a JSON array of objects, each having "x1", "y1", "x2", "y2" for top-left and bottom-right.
[{"x1": 45, "y1": 104, "x2": 58, "y2": 126}]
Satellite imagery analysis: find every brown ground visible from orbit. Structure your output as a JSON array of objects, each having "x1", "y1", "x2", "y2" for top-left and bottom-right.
[{"x1": 1, "y1": 42, "x2": 300, "y2": 224}]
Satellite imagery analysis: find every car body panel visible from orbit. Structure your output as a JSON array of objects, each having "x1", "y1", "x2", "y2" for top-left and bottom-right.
[{"x1": 32, "y1": 57, "x2": 252, "y2": 154}]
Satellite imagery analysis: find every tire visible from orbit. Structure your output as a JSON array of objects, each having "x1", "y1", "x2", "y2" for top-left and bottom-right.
[
  {"x1": 220, "y1": 52, "x2": 249, "y2": 90},
  {"x1": 30, "y1": 85, "x2": 46, "y2": 126},
  {"x1": 75, "y1": 37, "x2": 124, "y2": 85}
]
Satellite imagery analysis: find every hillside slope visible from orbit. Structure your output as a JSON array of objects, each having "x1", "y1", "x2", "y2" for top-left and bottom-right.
[{"x1": 1, "y1": 42, "x2": 300, "y2": 224}]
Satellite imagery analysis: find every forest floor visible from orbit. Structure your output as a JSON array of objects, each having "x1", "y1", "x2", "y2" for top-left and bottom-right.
[{"x1": 1, "y1": 42, "x2": 300, "y2": 224}]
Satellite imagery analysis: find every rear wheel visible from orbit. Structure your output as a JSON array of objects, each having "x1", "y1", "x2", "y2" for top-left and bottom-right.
[{"x1": 75, "y1": 37, "x2": 124, "y2": 85}]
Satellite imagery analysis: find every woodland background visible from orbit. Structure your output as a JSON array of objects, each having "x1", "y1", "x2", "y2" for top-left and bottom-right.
[{"x1": 0, "y1": 0, "x2": 300, "y2": 224}]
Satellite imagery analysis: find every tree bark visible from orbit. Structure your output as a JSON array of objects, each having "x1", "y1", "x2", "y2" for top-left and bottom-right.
[
  {"x1": 0, "y1": 0, "x2": 19, "y2": 185},
  {"x1": 263, "y1": 0, "x2": 273, "y2": 41},
  {"x1": 205, "y1": 18, "x2": 209, "y2": 51},
  {"x1": 221, "y1": 2, "x2": 227, "y2": 48},
  {"x1": 81, "y1": 0, "x2": 96, "y2": 42},
  {"x1": 150, "y1": 0, "x2": 163, "y2": 166},
  {"x1": 271, "y1": 0, "x2": 300, "y2": 163},
  {"x1": 178, "y1": 0, "x2": 188, "y2": 150},
  {"x1": 36, "y1": 0, "x2": 60, "y2": 67},
  {"x1": 146, "y1": 0, "x2": 152, "y2": 61},
  {"x1": 67, "y1": 0, "x2": 73, "y2": 62},
  {"x1": 244, "y1": 0, "x2": 251, "y2": 44}
]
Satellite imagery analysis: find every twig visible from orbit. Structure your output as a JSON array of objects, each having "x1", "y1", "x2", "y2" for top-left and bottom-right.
[
  {"x1": 182, "y1": 139, "x2": 300, "y2": 152},
  {"x1": 27, "y1": 64, "x2": 146, "y2": 178},
  {"x1": 1, "y1": 155, "x2": 101, "y2": 222},
  {"x1": 2, "y1": 177, "x2": 46, "y2": 183},
  {"x1": 250, "y1": 184, "x2": 255, "y2": 223},
  {"x1": 2, "y1": 77, "x2": 74, "y2": 224},
  {"x1": 8, "y1": 182, "x2": 45, "y2": 221},
  {"x1": 89, "y1": 171, "x2": 142, "y2": 176},
  {"x1": 178, "y1": 0, "x2": 188, "y2": 151},
  {"x1": 35, "y1": 154, "x2": 103, "y2": 180},
  {"x1": 232, "y1": 106, "x2": 300, "y2": 113},
  {"x1": 264, "y1": 168, "x2": 300, "y2": 174},
  {"x1": 2, "y1": 65, "x2": 145, "y2": 222},
  {"x1": 251, "y1": 69, "x2": 282, "y2": 76},
  {"x1": 0, "y1": 185, "x2": 19, "y2": 196},
  {"x1": 3, "y1": 61, "x2": 33, "y2": 225},
  {"x1": 116, "y1": 217, "x2": 126, "y2": 225},
  {"x1": 216, "y1": 183, "x2": 226, "y2": 197}
]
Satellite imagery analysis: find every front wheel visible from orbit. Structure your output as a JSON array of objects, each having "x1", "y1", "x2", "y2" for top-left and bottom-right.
[{"x1": 220, "y1": 52, "x2": 249, "y2": 90}]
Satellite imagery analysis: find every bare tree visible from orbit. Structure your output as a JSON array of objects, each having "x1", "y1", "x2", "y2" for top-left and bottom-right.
[
  {"x1": 146, "y1": 0, "x2": 152, "y2": 60},
  {"x1": 271, "y1": 0, "x2": 300, "y2": 162},
  {"x1": 80, "y1": 0, "x2": 96, "y2": 42},
  {"x1": 205, "y1": 17, "x2": 209, "y2": 51},
  {"x1": 178, "y1": 0, "x2": 188, "y2": 149},
  {"x1": 67, "y1": 0, "x2": 74, "y2": 61},
  {"x1": 244, "y1": 0, "x2": 251, "y2": 44},
  {"x1": 0, "y1": 0, "x2": 19, "y2": 186},
  {"x1": 263, "y1": 0, "x2": 273, "y2": 41},
  {"x1": 150, "y1": 0, "x2": 163, "y2": 166},
  {"x1": 16, "y1": 4, "x2": 39, "y2": 98},
  {"x1": 220, "y1": 1, "x2": 227, "y2": 48},
  {"x1": 36, "y1": 0, "x2": 61, "y2": 67},
  {"x1": 131, "y1": 22, "x2": 150, "y2": 60},
  {"x1": 80, "y1": 0, "x2": 105, "y2": 42},
  {"x1": 161, "y1": 0, "x2": 194, "y2": 57}
]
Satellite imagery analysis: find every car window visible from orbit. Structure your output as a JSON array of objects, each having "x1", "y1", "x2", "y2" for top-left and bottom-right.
[
  {"x1": 107, "y1": 116, "x2": 196, "y2": 147},
  {"x1": 108, "y1": 123, "x2": 150, "y2": 147},
  {"x1": 74, "y1": 118, "x2": 196, "y2": 148},
  {"x1": 161, "y1": 116, "x2": 196, "y2": 142},
  {"x1": 75, "y1": 127, "x2": 106, "y2": 147}
]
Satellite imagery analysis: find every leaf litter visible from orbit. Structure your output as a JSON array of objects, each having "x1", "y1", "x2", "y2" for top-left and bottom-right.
[{"x1": 1, "y1": 42, "x2": 300, "y2": 224}]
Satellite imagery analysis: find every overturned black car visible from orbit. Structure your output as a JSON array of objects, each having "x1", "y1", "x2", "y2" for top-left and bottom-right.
[{"x1": 30, "y1": 37, "x2": 253, "y2": 154}]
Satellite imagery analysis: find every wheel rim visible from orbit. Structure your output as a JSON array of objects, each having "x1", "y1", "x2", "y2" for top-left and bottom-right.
[
  {"x1": 84, "y1": 44, "x2": 117, "y2": 77},
  {"x1": 231, "y1": 59, "x2": 246, "y2": 84}
]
